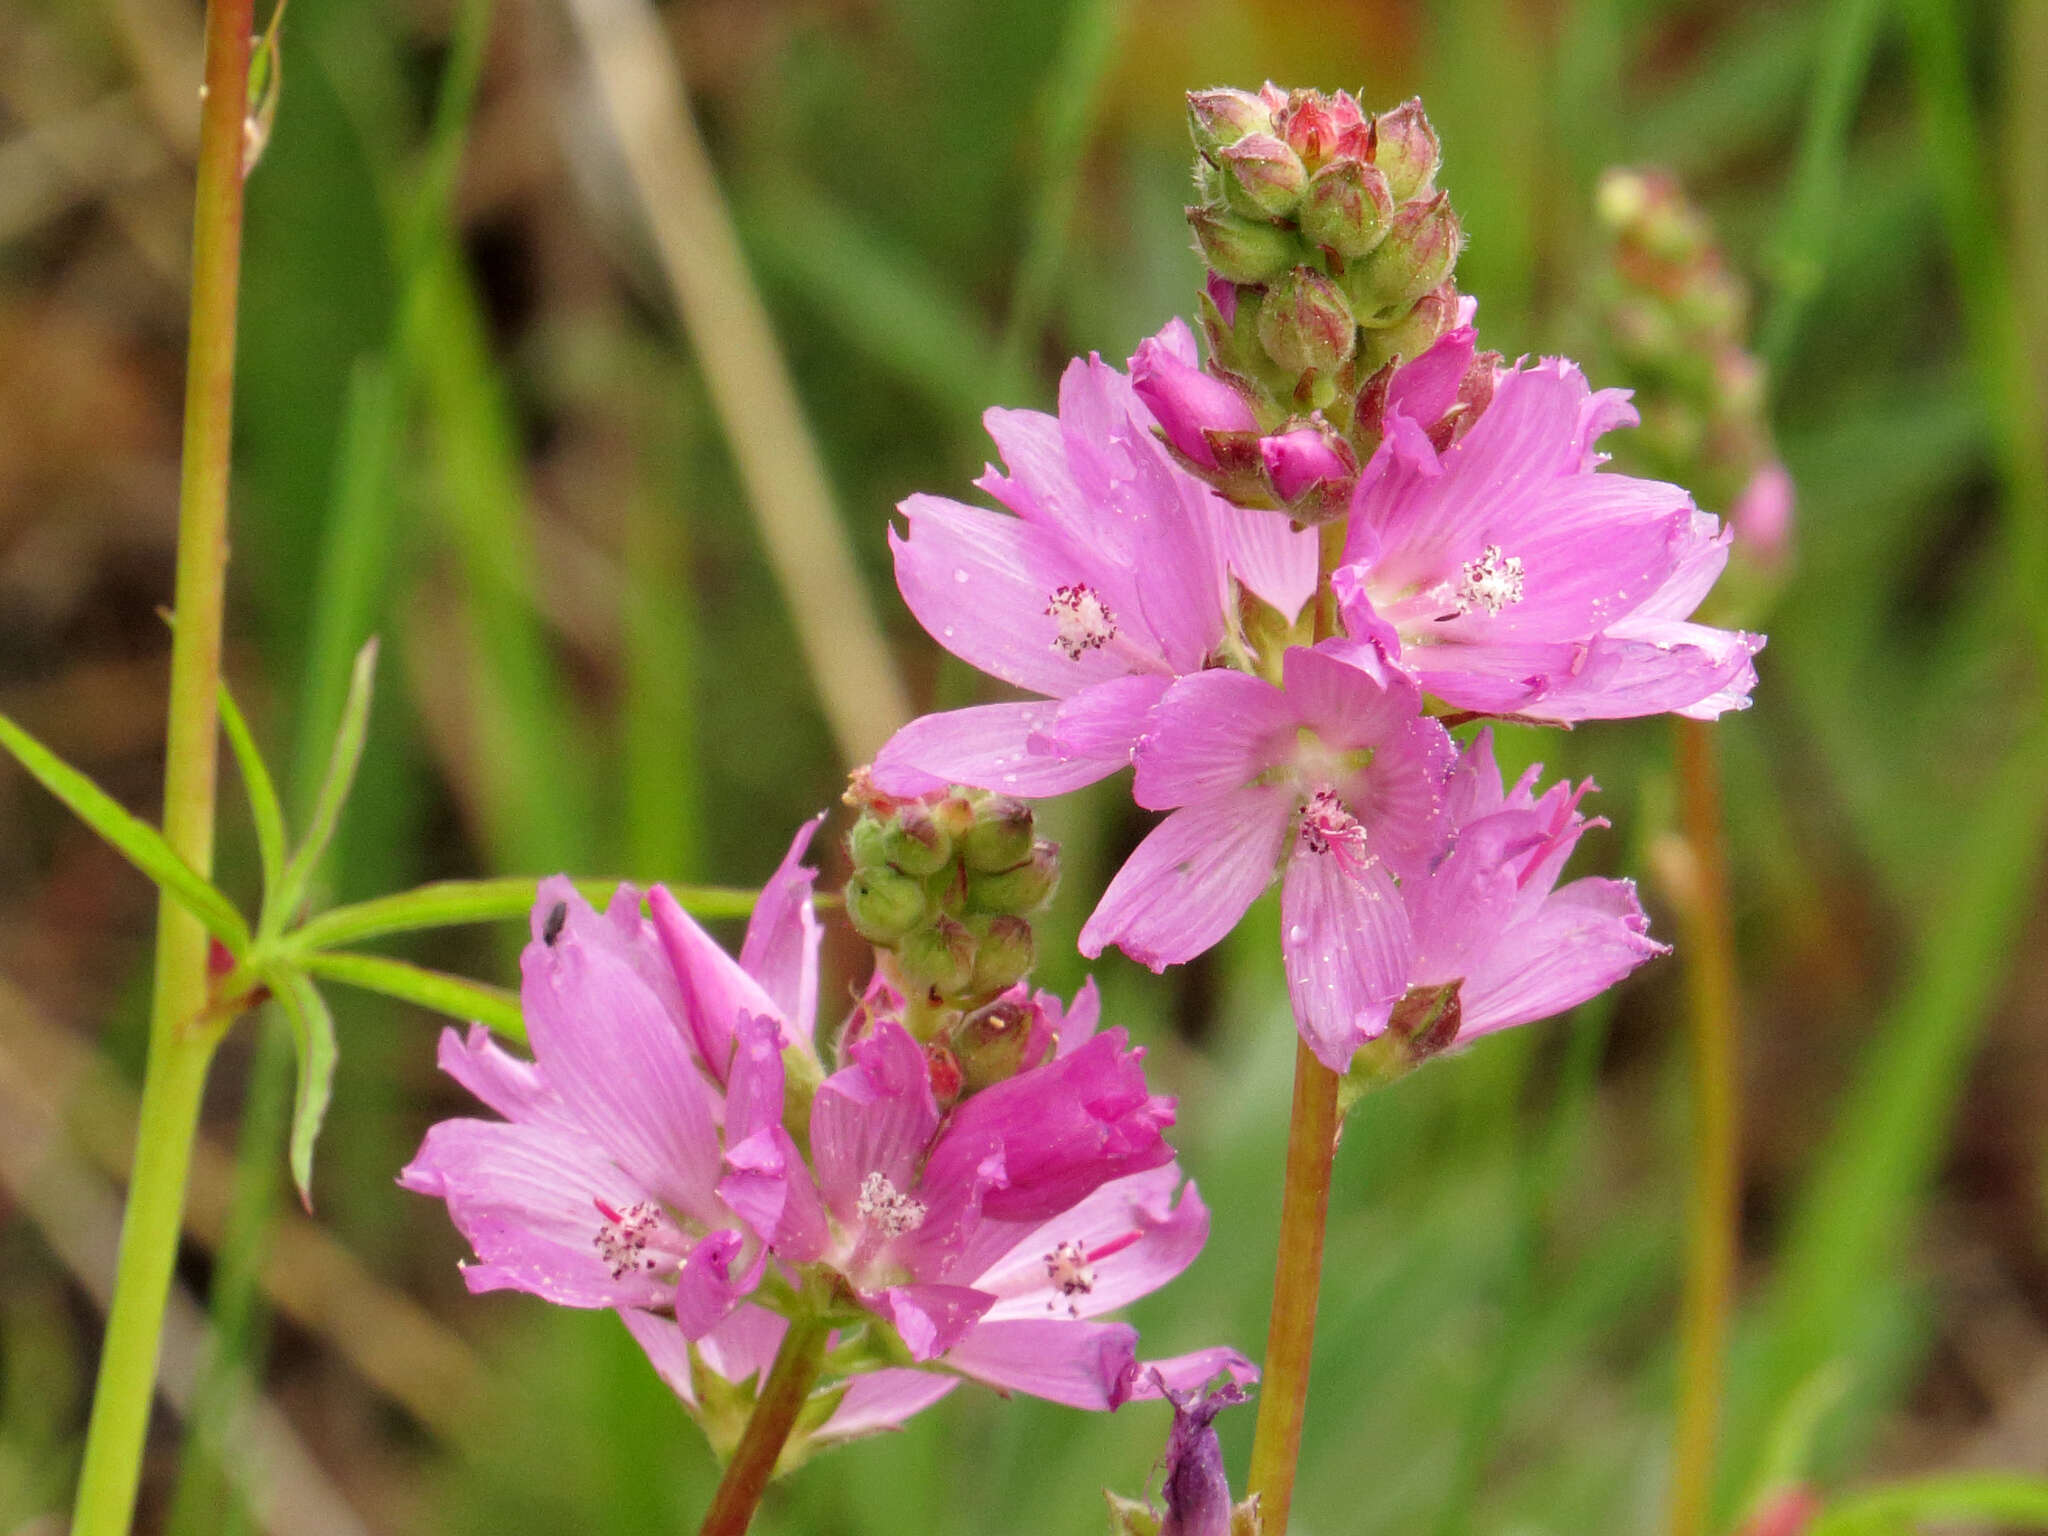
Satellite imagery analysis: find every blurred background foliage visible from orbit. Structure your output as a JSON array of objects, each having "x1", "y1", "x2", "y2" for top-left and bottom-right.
[{"x1": 0, "y1": 0, "x2": 2045, "y2": 1532}]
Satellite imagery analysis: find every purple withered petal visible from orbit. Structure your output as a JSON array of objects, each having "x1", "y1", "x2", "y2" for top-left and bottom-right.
[{"x1": 1078, "y1": 787, "x2": 1295, "y2": 971}]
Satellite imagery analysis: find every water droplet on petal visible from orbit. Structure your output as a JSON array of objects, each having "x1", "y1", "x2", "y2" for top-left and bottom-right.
[
  {"x1": 953, "y1": 569, "x2": 970, "y2": 583},
  {"x1": 1287, "y1": 925, "x2": 1305, "y2": 943}
]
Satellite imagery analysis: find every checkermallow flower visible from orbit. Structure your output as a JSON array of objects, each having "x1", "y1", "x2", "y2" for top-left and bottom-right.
[{"x1": 401, "y1": 821, "x2": 1249, "y2": 1453}]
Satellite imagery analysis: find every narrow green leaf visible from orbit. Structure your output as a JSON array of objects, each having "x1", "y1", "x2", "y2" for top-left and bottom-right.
[
  {"x1": 271, "y1": 637, "x2": 379, "y2": 930},
  {"x1": 301, "y1": 950, "x2": 525, "y2": 1041},
  {"x1": 0, "y1": 709, "x2": 250, "y2": 953},
  {"x1": 267, "y1": 967, "x2": 336, "y2": 1210},
  {"x1": 287, "y1": 876, "x2": 757, "y2": 953},
  {"x1": 1811, "y1": 1474, "x2": 2048, "y2": 1535},
  {"x1": 216, "y1": 681, "x2": 289, "y2": 932}
]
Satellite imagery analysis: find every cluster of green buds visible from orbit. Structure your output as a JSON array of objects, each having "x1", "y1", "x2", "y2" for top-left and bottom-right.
[
  {"x1": 1593, "y1": 169, "x2": 1790, "y2": 555},
  {"x1": 842, "y1": 784, "x2": 1060, "y2": 1028},
  {"x1": 1187, "y1": 86, "x2": 1465, "y2": 431}
]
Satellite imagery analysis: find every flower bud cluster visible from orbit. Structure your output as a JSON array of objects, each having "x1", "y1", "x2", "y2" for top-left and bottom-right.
[
  {"x1": 844, "y1": 784, "x2": 1059, "y2": 1020},
  {"x1": 1594, "y1": 167, "x2": 1791, "y2": 574},
  {"x1": 1145, "y1": 86, "x2": 1490, "y2": 523}
]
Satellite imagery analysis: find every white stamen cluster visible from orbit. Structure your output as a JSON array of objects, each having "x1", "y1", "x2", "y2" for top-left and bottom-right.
[
  {"x1": 857, "y1": 1171, "x2": 928, "y2": 1238},
  {"x1": 1042, "y1": 1239, "x2": 1097, "y2": 1318},
  {"x1": 1298, "y1": 788, "x2": 1369, "y2": 859},
  {"x1": 1045, "y1": 583, "x2": 1118, "y2": 659},
  {"x1": 1456, "y1": 544, "x2": 1525, "y2": 615},
  {"x1": 593, "y1": 1200, "x2": 673, "y2": 1280}
]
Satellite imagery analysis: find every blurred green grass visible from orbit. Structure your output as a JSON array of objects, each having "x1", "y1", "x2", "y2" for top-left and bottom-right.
[{"x1": 2, "y1": 0, "x2": 2045, "y2": 1531}]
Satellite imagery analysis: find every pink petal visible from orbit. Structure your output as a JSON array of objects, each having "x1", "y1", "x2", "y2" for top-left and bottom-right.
[
  {"x1": 738, "y1": 815, "x2": 824, "y2": 1043},
  {"x1": 871, "y1": 674, "x2": 1170, "y2": 799},
  {"x1": 1207, "y1": 496, "x2": 1318, "y2": 623},
  {"x1": 874, "y1": 1282, "x2": 996, "y2": 1361},
  {"x1": 815, "y1": 1370, "x2": 960, "y2": 1442},
  {"x1": 648, "y1": 884, "x2": 785, "y2": 1078},
  {"x1": 399, "y1": 1118, "x2": 672, "y2": 1310},
  {"x1": 672, "y1": 1229, "x2": 758, "y2": 1339},
  {"x1": 1460, "y1": 878, "x2": 1667, "y2": 1036},
  {"x1": 1383, "y1": 323, "x2": 1478, "y2": 427},
  {"x1": 521, "y1": 923, "x2": 724, "y2": 1220},
  {"x1": 810, "y1": 1021, "x2": 940, "y2": 1222},
  {"x1": 974, "y1": 1166, "x2": 1208, "y2": 1320},
  {"x1": 1078, "y1": 788, "x2": 1294, "y2": 971},
  {"x1": 942, "y1": 1318, "x2": 1140, "y2": 1409},
  {"x1": 1129, "y1": 330, "x2": 1259, "y2": 471},
  {"x1": 434, "y1": 1024, "x2": 574, "y2": 1133},
  {"x1": 1131, "y1": 671, "x2": 1294, "y2": 809},
  {"x1": 617, "y1": 1309, "x2": 698, "y2": 1406},
  {"x1": 1281, "y1": 848, "x2": 1414, "y2": 1071},
  {"x1": 720, "y1": 1125, "x2": 830, "y2": 1262}
]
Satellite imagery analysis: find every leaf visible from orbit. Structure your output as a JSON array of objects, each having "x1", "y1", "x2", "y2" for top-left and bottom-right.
[
  {"x1": 0, "y1": 709, "x2": 250, "y2": 953},
  {"x1": 1810, "y1": 1473, "x2": 2048, "y2": 1535},
  {"x1": 216, "y1": 679, "x2": 289, "y2": 931},
  {"x1": 300, "y1": 950, "x2": 525, "y2": 1041},
  {"x1": 287, "y1": 876, "x2": 758, "y2": 952},
  {"x1": 271, "y1": 638, "x2": 378, "y2": 933},
  {"x1": 268, "y1": 966, "x2": 336, "y2": 1210}
]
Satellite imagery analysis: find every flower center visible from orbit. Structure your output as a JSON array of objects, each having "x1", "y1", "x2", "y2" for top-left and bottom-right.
[
  {"x1": 856, "y1": 1171, "x2": 929, "y2": 1239},
  {"x1": 1045, "y1": 583, "x2": 1118, "y2": 660},
  {"x1": 1453, "y1": 543, "x2": 1524, "y2": 616},
  {"x1": 1298, "y1": 788, "x2": 1369, "y2": 860},
  {"x1": 591, "y1": 1198, "x2": 691, "y2": 1281},
  {"x1": 1043, "y1": 1239, "x2": 1096, "y2": 1302}
]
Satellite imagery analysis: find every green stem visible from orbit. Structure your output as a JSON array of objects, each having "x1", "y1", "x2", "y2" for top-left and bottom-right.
[
  {"x1": 68, "y1": 0, "x2": 252, "y2": 1529},
  {"x1": 697, "y1": 1317, "x2": 830, "y2": 1536},
  {"x1": 1245, "y1": 1038, "x2": 1342, "y2": 1534},
  {"x1": 1667, "y1": 717, "x2": 1741, "y2": 1536}
]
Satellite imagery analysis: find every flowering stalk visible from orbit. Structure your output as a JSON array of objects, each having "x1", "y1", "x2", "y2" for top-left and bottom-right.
[
  {"x1": 69, "y1": 0, "x2": 253, "y2": 1530},
  {"x1": 698, "y1": 1316, "x2": 831, "y2": 1536}
]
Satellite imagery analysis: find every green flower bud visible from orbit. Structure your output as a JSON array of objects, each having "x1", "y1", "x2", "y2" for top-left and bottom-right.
[
  {"x1": 965, "y1": 840, "x2": 1061, "y2": 916},
  {"x1": 1356, "y1": 281, "x2": 1458, "y2": 373},
  {"x1": 1348, "y1": 193, "x2": 1462, "y2": 320},
  {"x1": 1299, "y1": 158, "x2": 1394, "y2": 259},
  {"x1": 1187, "y1": 87, "x2": 1273, "y2": 155},
  {"x1": 1371, "y1": 98, "x2": 1441, "y2": 202},
  {"x1": 846, "y1": 813, "x2": 891, "y2": 869},
  {"x1": 1256, "y1": 266, "x2": 1357, "y2": 376},
  {"x1": 844, "y1": 866, "x2": 928, "y2": 943},
  {"x1": 898, "y1": 916, "x2": 976, "y2": 1000},
  {"x1": 965, "y1": 915, "x2": 1036, "y2": 1002},
  {"x1": 960, "y1": 796, "x2": 1034, "y2": 872},
  {"x1": 1218, "y1": 133, "x2": 1307, "y2": 220},
  {"x1": 881, "y1": 805, "x2": 952, "y2": 876},
  {"x1": 1188, "y1": 205, "x2": 1298, "y2": 286}
]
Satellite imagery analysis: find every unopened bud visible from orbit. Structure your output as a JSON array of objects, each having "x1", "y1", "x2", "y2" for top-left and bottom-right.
[
  {"x1": 1371, "y1": 98, "x2": 1441, "y2": 202},
  {"x1": 1260, "y1": 423, "x2": 1354, "y2": 520},
  {"x1": 1299, "y1": 158, "x2": 1394, "y2": 258},
  {"x1": 1188, "y1": 205, "x2": 1298, "y2": 286},
  {"x1": 953, "y1": 992, "x2": 1049, "y2": 1092},
  {"x1": 1256, "y1": 266, "x2": 1357, "y2": 376},
  {"x1": 1218, "y1": 133, "x2": 1307, "y2": 219},
  {"x1": 1276, "y1": 90, "x2": 1341, "y2": 168},
  {"x1": 930, "y1": 793, "x2": 977, "y2": 841},
  {"x1": 1387, "y1": 979, "x2": 1462, "y2": 1060},
  {"x1": 847, "y1": 815, "x2": 891, "y2": 869},
  {"x1": 926, "y1": 1042, "x2": 964, "y2": 1108},
  {"x1": 881, "y1": 806, "x2": 952, "y2": 876},
  {"x1": 1357, "y1": 281, "x2": 1459, "y2": 373},
  {"x1": 966, "y1": 840, "x2": 1061, "y2": 916},
  {"x1": 844, "y1": 867, "x2": 928, "y2": 944},
  {"x1": 966, "y1": 915, "x2": 1036, "y2": 1001},
  {"x1": 960, "y1": 796, "x2": 1035, "y2": 872},
  {"x1": 1186, "y1": 88, "x2": 1272, "y2": 155},
  {"x1": 1350, "y1": 194, "x2": 1461, "y2": 319},
  {"x1": 898, "y1": 916, "x2": 976, "y2": 999}
]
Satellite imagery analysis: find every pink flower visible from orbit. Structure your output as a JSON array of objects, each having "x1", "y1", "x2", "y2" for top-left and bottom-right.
[
  {"x1": 1333, "y1": 349, "x2": 1765, "y2": 721},
  {"x1": 1078, "y1": 638, "x2": 1455, "y2": 1071},
  {"x1": 1405, "y1": 730, "x2": 1666, "y2": 1038},
  {"x1": 403, "y1": 823, "x2": 1250, "y2": 1430},
  {"x1": 1731, "y1": 459, "x2": 1794, "y2": 571},
  {"x1": 872, "y1": 324, "x2": 1320, "y2": 800}
]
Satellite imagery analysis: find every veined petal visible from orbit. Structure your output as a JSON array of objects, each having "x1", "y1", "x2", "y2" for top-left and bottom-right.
[
  {"x1": 1132, "y1": 671, "x2": 1293, "y2": 810},
  {"x1": 434, "y1": 1024, "x2": 574, "y2": 1133},
  {"x1": 648, "y1": 884, "x2": 786, "y2": 1077},
  {"x1": 1383, "y1": 323, "x2": 1478, "y2": 428},
  {"x1": 521, "y1": 925, "x2": 724, "y2": 1220},
  {"x1": 942, "y1": 1318, "x2": 1139, "y2": 1409},
  {"x1": 1281, "y1": 849, "x2": 1414, "y2": 1071},
  {"x1": 738, "y1": 815, "x2": 824, "y2": 1044},
  {"x1": 720, "y1": 1125, "x2": 830, "y2": 1262},
  {"x1": 1461, "y1": 878, "x2": 1666, "y2": 1036},
  {"x1": 1079, "y1": 788, "x2": 1293, "y2": 971},
  {"x1": 1496, "y1": 621, "x2": 1762, "y2": 723},
  {"x1": 874, "y1": 1283, "x2": 996, "y2": 1362},
  {"x1": 974, "y1": 1167, "x2": 1208, "y2": 1321},
  {"x1": 814, "y1": 1370, "x2": 960, "y2": 1442},
  {"x1": 810, "y1": 1022, "x2": 940, "y2": 1223},
  {"x1": 399, "y1": 1118, "x2": 673, "y2": 1311},
  {"x1": 1281, "y1": 639, "x2": 1425, "y2": 750},
  {"x1": 672, "y1": 1229, "x2": 757, "y2": 1339},
  {"x1": 1207, "y1": 495, "x2": 1318, "y2": 622},
  {"x1": 871, "y1": 675, "x2": 1169, "y2": 799}
]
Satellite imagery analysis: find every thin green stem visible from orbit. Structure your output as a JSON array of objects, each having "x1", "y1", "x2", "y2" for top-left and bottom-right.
[
  {"x1": 1667, "y1": 717, "x2": 1740, "y2": 1536},
  {"x1": 69, "y1": 0, "x2": 252, "y2": 1528},
  {"x1": 1245, "y1": 1038, "x2": 1342, "y2": 1535},
  {"x1": 697, "y1": 1317, "x2": 830, "y2": 1536}
]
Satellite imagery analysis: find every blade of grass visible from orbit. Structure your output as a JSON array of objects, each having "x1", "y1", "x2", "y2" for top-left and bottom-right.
[
  {"x1": 289, "y1": 876, "x2": 756, "y2": 953},
  {"x1": 0, "y1": 711, "x2": 250, "y2": 955},
  {"x1": 1811, "y1": 1473, "x2": 2048, "y2": 1535},
  {"x1": 559, "y1": 0, "x2": 912, "y2": 767},
  {"x1": 299, "y1": 950, "x2": 525, "y2": 1041}
]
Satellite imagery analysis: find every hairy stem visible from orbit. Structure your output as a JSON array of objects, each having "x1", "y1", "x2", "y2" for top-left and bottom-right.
[
  {"x1": 697, "y1": 1317, "x2": 830, "y2": 1536},
  {"x1": 1667, "y1": 717, "x2": 1740, "y2": 1536},
  {"x1": 68, "y1": 1, "x2": 252, "y2": 1528}
]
